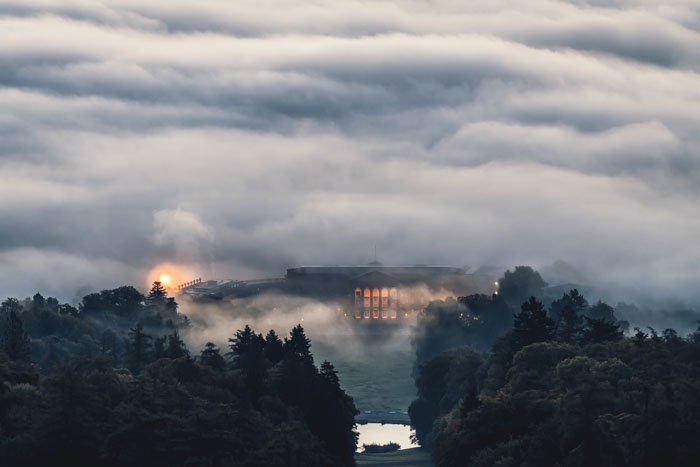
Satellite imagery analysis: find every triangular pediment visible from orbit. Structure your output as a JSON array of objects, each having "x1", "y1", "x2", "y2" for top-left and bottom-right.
[{"x1": 353, "y1": 270, "x2": 401, "y2": 287}]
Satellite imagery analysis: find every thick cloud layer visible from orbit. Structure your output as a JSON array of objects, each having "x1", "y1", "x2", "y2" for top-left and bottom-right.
[{"x1": 2, "y1": 1, "x2": 700, "y2": 305}]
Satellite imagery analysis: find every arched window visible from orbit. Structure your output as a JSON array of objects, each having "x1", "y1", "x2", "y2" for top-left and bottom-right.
[{"x1": 354, "y1": 288, "x2": 362, "y2": 319}]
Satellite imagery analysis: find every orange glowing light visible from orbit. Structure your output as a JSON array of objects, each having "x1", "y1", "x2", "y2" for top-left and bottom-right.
[
  {"x1": 159, "y1": 273, "x2": 173, "y2": 287},
  {"x1": 147, "y1": 263, "x2": 194, "y2": 292}
]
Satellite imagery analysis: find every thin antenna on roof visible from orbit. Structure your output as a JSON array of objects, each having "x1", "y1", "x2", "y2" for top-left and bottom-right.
[{"x1": 374, "y1": 244, "x2": 377, "y2": 263}]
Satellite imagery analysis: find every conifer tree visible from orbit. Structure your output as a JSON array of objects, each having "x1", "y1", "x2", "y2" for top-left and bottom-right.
[
  {"x1": 125, "y1": 323, "x2": 153, "y2": 372},
  {"x1": 513, "y1": 296, "x2": 555, "y2": 348},
  {"x1": 2, "y1": 309, "x2": 31, "y2": 361},
  {"x1": 264, "y1": 329, "x2": 284, "y2": 365},
  {"x1": 199, "y1": 342, "x2": 225, "y2": 371},
  {"x1": 283, "y1": 324, "x2": 313, "y2": 366}
]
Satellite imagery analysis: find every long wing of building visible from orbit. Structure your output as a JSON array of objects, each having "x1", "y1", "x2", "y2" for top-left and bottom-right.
[{"x1": 179, "y1": 264, "x2": 497, "y2": 319}]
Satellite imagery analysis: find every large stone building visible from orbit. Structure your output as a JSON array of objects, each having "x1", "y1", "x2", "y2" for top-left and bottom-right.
[{"x1": 180, "y1": 263, "x2": 496, "y2": 319}]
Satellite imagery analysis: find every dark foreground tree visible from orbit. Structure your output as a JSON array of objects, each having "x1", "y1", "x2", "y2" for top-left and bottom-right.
[
  {"x1": 498, "y1": 266, "x2": 547, "y2": 305},
  {"x1": 199, "y1": 342, "x2": 226, "y2": 371},
  {"x1": 2, "y1": 309, "x2": 31, "y2": 361},
  {"x1": 125, "y1": 324, "x2": 153, "y2": 372},
  {"x1": 581, "y1": 316, "x2": 624, "y2": 344},
  {"x1": 513, "y1": 296, "x2": 555, "y2": 348},
  {"x1": 283, "y1": 324, "x2": 314, "y2": 366}
]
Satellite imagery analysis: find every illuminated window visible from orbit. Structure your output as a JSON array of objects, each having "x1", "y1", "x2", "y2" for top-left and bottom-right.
[
  {"x1": 381, "y1": 288, "x2": 389, "y2": 308},
  {"x1": 372, "y1": 288, "x2": 379, "y2": 308},
  {"x1": 364, "y1": 288, "x2": 371, "y2": 309}
]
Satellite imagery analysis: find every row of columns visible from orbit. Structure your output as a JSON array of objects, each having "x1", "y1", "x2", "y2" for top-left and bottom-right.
[
  {"x1": 353, "y1": 287, "x2": 399, "y2": 319},
  {"x1": 178, "y1": 278, "x2": 202, "y2": 290}
]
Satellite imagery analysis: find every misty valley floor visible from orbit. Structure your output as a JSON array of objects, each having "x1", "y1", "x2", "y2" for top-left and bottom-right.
[{"x1": 311, "y1": 323, "x2": 417, "y2": 413}]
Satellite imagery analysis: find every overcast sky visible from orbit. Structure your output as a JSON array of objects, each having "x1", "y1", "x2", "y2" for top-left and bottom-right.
[{"x1": 2, "y1": 0, "x2": 700, "y2": 305}]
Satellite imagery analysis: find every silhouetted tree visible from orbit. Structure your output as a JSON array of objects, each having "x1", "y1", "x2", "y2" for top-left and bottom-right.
[
  {"x1": 80, "y1": 286, "x2": 144, "y2": 317},
  {"x1": 46, "y1": 296, "x2": 60, "y2": 313},
  {"x1": 143, "y1": 281, "x2": 183, "y2": 326},
  {"x1": 498, "y1": 266, "x2": 547, "y2": 305},
  {"x1": 513, "y1": 296, "x2": 555, "y2": 348},
  {"x1": 125, "y1": 323, "x2": 153, "y2": 372},
  {"x1": 283, "y1": 324, "x2": 313, "y2": 366},
  {"x1": 581, "y1": 317, "x2": 623, "y2": 344},
  {"x1": 165, "y1": 330, "x2": 189, "y2": 359},
  {"x1": 199, "y1": 342, "x2": 226, "y2": 371},
  {"x1": 108, "y1": 286, "x2": 146, "y2": 316},
  {"x1": 147, "y1": 281, "x2": 167, "y2": 303},
  {"x1": 1, "y1": 297, "x2": 23, "y2": 314},
  {"x1": 100, "y1": 329, "x2": 119, "y2": 365},
  {"x1": 57, "y1": 303, "x2": 79, "y2": 316},
  {"x1": 310, "y1": 360, "x2": 359, "y2": 466},
  {"x1": 153, "y1": 335, "x2": 167, "y2": 359},
  {"x1": 549, "y1": 289, "x2": 588, "y2": 324},
  {"x1": 228, "y1": 325, "x2": 266, "y2": 400},
  {"x1": 30, "y1": 293, "x2": 46, "y2": 311},
  {"x1": 587, "y1": 300, "x2": 616, "y2": 322},
  {"x1": 264, "y1": 329, "x2": 284, "y2": 365},
  {"x1": 557, "y1": 304, "x2": 585, "y2": 344},
  {"x1": 2, "y1": 309, "x2": 31, "y2": 361},
  {"x1": 228, "y1": 324, "x2": 255, "y2": 363}
]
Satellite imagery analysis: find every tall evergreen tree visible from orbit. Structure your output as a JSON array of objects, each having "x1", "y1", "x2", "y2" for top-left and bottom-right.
[
  {"x1": 549, "y1": 289, "x2": 588, "y2": 325},
  {"x1": 165, "y1": 330, "x2": 189, "y2": 359},
  {"x1": 146, "y1": 281, "x2": 167, "y2": 304},
  {"x1": 557, "y1": 304, "x2": 584, "y2": 344},
  {"x1": 1, "y1": 297, "x2": 23, "y2": 314},
  {"x1": 283, "y1": 324, "x2": 313, "y2": 366},
  {"x1": 125, "y1": 323, "x2": 153, "y2": 372},
  {"x1": 228, "y1": 324, "x2": 255, "y2": 363},
  {"x1": 199, "y1": 342, "x2": 226, "y2": 371},
  {"x1": 2, "y1": 309, "x2": 31, "y2": 361},
  {"x1": 264, "y1": 329, "x2": 284, "y2": 365},
  {"x1": 581, "y1": 317, "x2": 624, "y2": 344},
  {"x1": 513, "y1": 296, "x2": 555, "y2": 348}
]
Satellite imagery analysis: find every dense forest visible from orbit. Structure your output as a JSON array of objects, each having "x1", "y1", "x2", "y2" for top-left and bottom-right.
[
  {"x1": 409, "y1": 267, "x2": 700, "y2": 466},
  {"x1": 4, "y1": 266, "x2": 700, "y2": 466},
  {"x1": 0, "y1": 283, "x2": 358, "y2": 466}
]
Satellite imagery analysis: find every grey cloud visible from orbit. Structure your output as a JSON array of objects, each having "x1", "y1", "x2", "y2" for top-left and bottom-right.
[
  {"x1": 2, "y1": 1, "x2": 700, "y2": 309},
  {"x1": 434, "y1": 120, "x2": 683, "y2": 174}
]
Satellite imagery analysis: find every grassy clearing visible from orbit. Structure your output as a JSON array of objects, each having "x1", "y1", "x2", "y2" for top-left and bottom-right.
[
  {"x1": 356, "y1": 448, "x2": 433, "y2": 467},
  {"x1": 312, "y1": 324, "x2": 417, "y2": 413}
]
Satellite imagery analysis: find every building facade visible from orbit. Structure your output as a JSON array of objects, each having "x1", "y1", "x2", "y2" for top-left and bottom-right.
[{"x1": 180, "y1": 264, "x2": 496, "y2": 319}]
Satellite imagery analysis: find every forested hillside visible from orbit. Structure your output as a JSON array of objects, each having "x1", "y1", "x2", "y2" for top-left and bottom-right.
[
  {"x1": 409, "y1": 285, "x2": 700, "y2": 467},
  {"x1": 0, "y1": 284, "x2": 358, "y2": 466}
]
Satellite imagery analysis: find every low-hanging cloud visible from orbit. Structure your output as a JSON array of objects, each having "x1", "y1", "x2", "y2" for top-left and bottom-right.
[{"x1": 2, "y1": 0, "x2": 700, "y2": 310}]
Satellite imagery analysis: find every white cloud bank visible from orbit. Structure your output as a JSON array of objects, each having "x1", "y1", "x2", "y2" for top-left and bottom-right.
[{"x1": 1, "y1": 0, "x2": 700, "y2": 307}]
